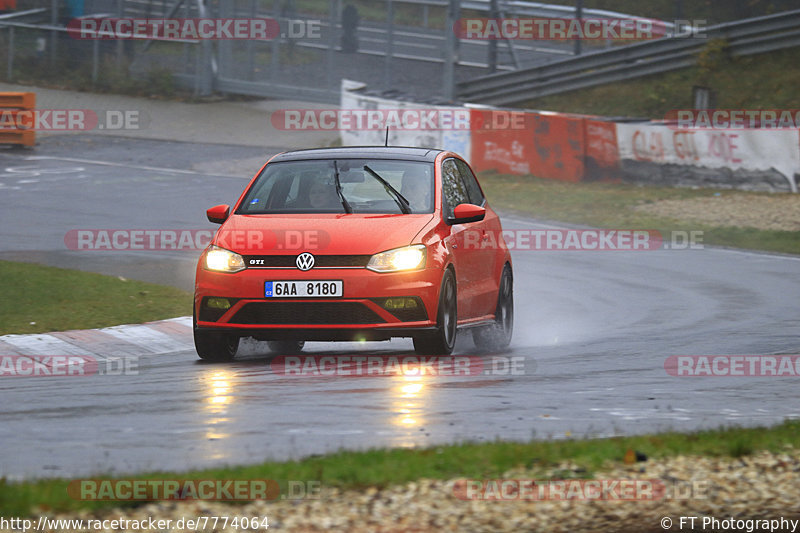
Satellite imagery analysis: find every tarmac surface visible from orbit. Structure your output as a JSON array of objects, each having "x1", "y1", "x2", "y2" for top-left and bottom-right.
[{"x1": 0, "y1": 88, "x2": 798, "y2": 479}]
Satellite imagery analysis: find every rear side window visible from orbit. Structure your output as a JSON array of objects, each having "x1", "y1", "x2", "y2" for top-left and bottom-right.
[
  {"x1": 441, "y1": 159, "x2": 469, "y2": 219},
  {"x1": 455, "y1": 159, "x2": 485, "y2": 206}
]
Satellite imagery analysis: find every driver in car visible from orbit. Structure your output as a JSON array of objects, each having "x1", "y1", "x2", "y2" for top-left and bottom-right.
[
  {"x1": 308, "y1": 179, "x2": 342, "y2": 209},
  {"x1": 400, "y1": 171, "x2": 432, "y2": 213}
]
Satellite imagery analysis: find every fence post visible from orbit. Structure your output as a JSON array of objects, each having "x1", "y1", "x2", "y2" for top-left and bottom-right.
[
  {"x1": 196, "y1": 0, "x2": 214, "y2": 95},
  {"x1": 270, "y1": 0, "x2": 279, "y2": 77},
  {"x1": 488, "y1": 0, "x2": 498, "y2": 73},
  {"x1": 92, "y1": 38, "x2": 99, "y2": 85},
  {"x1": 116, "y1": 0, "x2": 123, "y2": 69},
  {"x1": 247, "y1": 0, "x2": 256, "y2": 80},
  {"x1": 7, "y1": 26, "x2": 13, "y2": 80},
  {"x1": 442, "y1": 0, "x2": 457, "y2": 100},
  {"x1": 384, "y1": 0, "x2": 393, "y2": 90},
  {"x1": 49, "y1": 0, "x2": 58, "y2": 66},
  {"x1": 326, "y1": 0, "x2": 336, "y2": 91}
]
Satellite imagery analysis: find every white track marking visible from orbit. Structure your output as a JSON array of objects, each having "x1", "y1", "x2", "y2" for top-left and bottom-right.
[
  {"x1": 0, "y1": 334, "x2": 94, "y2": 356},
  {"x1": 22, "y1": 156, "x2": 242, "y2": 178},
  {"x1": 101, "y1": 324, "x2": 192, "y2": 354}
]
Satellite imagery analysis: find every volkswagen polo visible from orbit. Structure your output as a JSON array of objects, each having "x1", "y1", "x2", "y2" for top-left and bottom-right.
[{"x1": 193, "y1": 146, "x2": 512, "y2": 360}]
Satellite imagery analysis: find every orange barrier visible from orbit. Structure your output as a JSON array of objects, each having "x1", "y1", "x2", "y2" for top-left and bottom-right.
[
  {"x1": 470, "y1": 109, "x2": 590, "y2": 182},
  {"x1": 0, "y1": 92, "x2": 35, "y2": 147},
  {"x1": 584, "y1": 119, "x2": 620, "y2": 181}
]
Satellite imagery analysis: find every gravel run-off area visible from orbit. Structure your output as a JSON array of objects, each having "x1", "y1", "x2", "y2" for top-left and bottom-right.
[
  {"x1": 12, "y1": 448, "x2": 800, "y2": 532},
  {"x1": 634, "y1": 194, "x2": 800, "y2": 232}
]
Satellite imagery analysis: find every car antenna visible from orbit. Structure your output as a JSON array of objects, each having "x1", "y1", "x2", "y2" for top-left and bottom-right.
[{"x1": 384, "y1": 126, "x2": 389, "y2": 147}]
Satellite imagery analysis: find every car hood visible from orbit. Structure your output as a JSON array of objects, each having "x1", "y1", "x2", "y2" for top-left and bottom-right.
[{"x1": 213, "y1": 213, "x2": 436, "y2": 255}]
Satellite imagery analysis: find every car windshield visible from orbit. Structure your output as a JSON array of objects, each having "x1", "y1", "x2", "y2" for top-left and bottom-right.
[{"x1": 237, "y1": 159, "x2": 434, "y2": 214}]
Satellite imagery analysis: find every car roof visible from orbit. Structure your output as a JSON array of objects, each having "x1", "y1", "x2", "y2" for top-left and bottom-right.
[{"x1": 269, "y1": 146, "x2": 444, "y2": 163}]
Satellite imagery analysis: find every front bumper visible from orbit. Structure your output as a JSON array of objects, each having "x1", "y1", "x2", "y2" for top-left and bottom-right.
[{"x1": 194, "y1": 265, "x2": 442, "y2": 340}]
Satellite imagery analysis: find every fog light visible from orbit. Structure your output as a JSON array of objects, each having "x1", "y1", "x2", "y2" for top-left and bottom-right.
[
  {"x1": 383, "y1": 297, "x2": 419, "y2": 310},
  {"x1": 207, "y1": 297, "x2": 231, "y2": 310}
]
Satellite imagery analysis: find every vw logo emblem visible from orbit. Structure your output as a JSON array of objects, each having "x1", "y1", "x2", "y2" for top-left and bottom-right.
[{"x1": 296, "y1": 252, "x2": 315, "y2": 271}]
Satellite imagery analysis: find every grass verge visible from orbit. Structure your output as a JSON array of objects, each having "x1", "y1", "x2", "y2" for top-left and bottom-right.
[
  {"x1": 0, "y1": 261, "x2": 191, "y2": 335},
  {"x1": 477, "y1": 172, "x2": 800, "y2": 255},
  {"x1": 1, "y1": 419, "x2": 798, "y2": 517},
  {"x1": 522, "y1": 45, "x2": 800, "y2": 118}
]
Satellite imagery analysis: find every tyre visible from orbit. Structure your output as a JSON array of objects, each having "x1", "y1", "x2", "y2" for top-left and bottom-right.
[
  {"x1": 414, "y1": 269, "x2": 457, "y2": 355},
  {"x1": 266, "y1": 341, "x2": 305, "y2": 354},
  {"x1": 193, "y1": 309, "x2": 239, "y2": 361},
  {"x1": 472, "y1": 264, "x2": 513, "y2": 352}
]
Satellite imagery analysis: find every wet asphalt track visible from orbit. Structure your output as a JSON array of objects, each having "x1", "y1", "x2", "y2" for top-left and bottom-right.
[{"x1": 1, "y1": 136, "x2": 799, "y2": 480}]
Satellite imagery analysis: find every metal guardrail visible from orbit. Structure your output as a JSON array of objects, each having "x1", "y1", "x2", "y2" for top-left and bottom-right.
[
  {"x1": 457, "y1": 9, "x2": 800, "y2": 106},
  {"x1": 461, "y1": 0, "x2": 678, "y2": 30}
]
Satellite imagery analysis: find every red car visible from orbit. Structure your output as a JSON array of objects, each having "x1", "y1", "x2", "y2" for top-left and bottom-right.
[{"x1": 193, "y1": 146, "x2": 513, "y2": 360}]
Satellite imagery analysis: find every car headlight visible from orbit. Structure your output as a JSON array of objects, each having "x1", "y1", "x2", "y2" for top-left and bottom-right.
[
  {"x1": 205, "y1": 245, "x2": 246, "y2": 273},
  {"x1": 367, "y1": 244, "x2": 426, "y2": 273}
]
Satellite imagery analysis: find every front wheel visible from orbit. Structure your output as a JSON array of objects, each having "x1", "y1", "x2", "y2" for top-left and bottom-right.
[
  {"x1": 414, "y1": 269, "x2": 457, "y2": 355},
  {"x1": 473, "y1": 264, "x2": 513, "y2": 352},
  {"x1": 193, "y1": 309, "x2": 239, "y2": 361}
]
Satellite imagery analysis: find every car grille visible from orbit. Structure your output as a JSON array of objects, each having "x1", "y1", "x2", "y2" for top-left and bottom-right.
[
  {"x1": 243, "y1": 255, "x2": 370, "y2": 268},
  {"x1": 229, "y1": 302, "x2": 386, "y2": 325}
]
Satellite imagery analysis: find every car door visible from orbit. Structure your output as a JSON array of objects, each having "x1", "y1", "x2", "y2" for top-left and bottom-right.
[
  {"x1": 441, "y1": 158, "x2": 482, "y2": 319},
  {"x1": 455, "y1": 158, "x2": 499, "y2": 317}
]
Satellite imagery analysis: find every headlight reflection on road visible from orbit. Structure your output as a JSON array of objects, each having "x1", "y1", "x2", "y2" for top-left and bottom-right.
[
  {"x1": 391, "y1": 367, "x2": 429, "y2": 444},
  {"x1": 200, "y1": 369, "x2": 236, "y2": 455}
]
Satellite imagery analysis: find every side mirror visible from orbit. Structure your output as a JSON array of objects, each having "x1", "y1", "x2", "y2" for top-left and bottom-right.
[
  {"x1": 447, "y1": 203, "x2": 485, "y2": 225},
  {"x1": 206, "y1": 204, "x2": 230, "y2": 224}
]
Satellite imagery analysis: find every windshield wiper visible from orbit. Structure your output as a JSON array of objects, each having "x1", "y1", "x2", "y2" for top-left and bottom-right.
[
  {"x1": 332, "y1": 161, "x2": 353, "y2": 213},
  {"x1": 362, "y1": 165, "x2": 411, "y2": 214}
]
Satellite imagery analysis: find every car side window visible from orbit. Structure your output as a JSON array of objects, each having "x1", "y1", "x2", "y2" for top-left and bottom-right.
[
  {"x1": 455, "y1": 159, "x2": 485, "y2": 206},
  {"x1": 441, "y1": 158, "x2": 469, "y2": 219}
]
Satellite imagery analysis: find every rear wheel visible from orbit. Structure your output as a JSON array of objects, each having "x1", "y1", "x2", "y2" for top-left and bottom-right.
[
  {"x1": 472, "y1": 264, "x2": 513, "y2": 352},
  {"x1": 193, "y1": 309, "x2": 239, "y2": 361},
  {"x1": 414, "y1": 269, "x2": 457, "y2": 355},
  {"x1": 267, "y1": 341, "x2": 305, "y2": 354}
]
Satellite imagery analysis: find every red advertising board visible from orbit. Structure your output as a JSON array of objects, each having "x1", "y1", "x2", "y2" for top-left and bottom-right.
[{"x1": 469, "y1": 109, "x2": 585, "y2": 182}]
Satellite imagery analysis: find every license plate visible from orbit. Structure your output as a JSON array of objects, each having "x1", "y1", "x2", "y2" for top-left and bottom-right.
[{"x1": 265, "y1": 280, "x2": 343, "y2": 298}]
